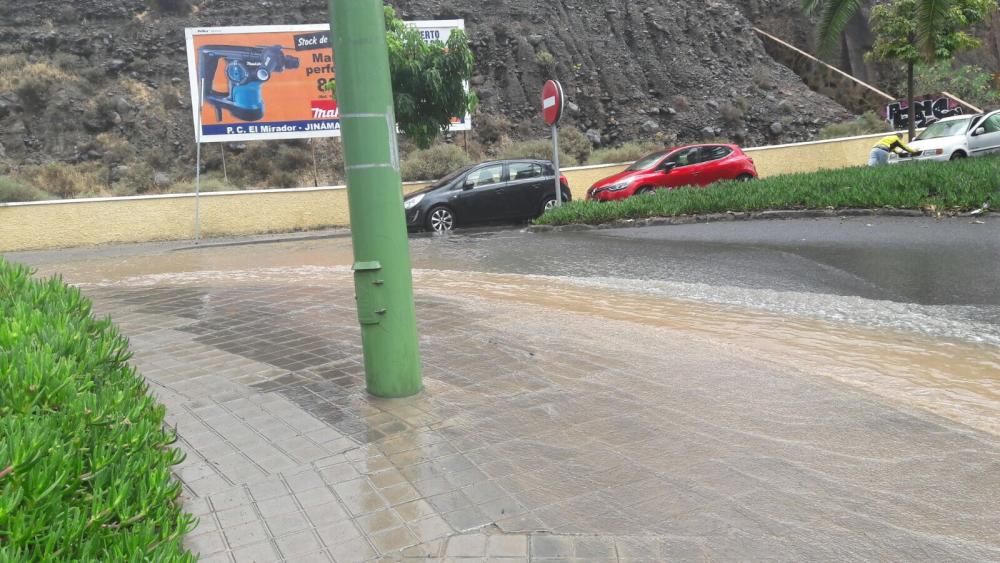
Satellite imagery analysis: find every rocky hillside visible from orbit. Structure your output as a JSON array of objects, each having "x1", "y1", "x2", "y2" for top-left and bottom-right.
[{"x1": 0, "y1": 0, "x2": 852, "y2": 192}]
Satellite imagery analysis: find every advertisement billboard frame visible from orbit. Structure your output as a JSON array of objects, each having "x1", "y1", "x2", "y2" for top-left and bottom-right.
[{"x1": 184, "y1": 21, "x2": 471, "y2": 144}]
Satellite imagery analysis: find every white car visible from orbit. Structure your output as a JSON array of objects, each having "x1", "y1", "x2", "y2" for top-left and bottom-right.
[{"x1": 890, "y1": 110, "x2": 1000, "y2": 163}]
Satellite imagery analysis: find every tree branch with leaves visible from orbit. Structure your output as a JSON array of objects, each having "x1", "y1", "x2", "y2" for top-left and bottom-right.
[
  {"x1": 323, "y1": 7, "x2": 478, "y2": 148},
  {"x1": 805, "y1": 0, "x2": 995, "y2": 139},
  {"x1": 869, "y1": 0, "x2": 994, "y2": 138},
  {"x1": 385, "y1": 7, "x2": 478, "y2": 149}
]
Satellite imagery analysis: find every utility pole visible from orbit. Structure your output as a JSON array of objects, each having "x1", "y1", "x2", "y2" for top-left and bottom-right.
[{"x1": 326, "y1": 0, "x2": 422, "y2": 397}]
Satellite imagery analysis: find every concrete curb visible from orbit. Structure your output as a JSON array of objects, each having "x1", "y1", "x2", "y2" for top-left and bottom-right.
[
  {"x1": 170, "y1": 227, "x2": 353, "y2": 251},
  {"x1": 526, "y1": 208, "x2": 993, "y2": 233}
]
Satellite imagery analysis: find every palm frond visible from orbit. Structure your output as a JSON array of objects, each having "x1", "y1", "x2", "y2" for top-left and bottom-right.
[
  {"x1": 915, "y1": 0, "x2": 952, "y2": 59},
  {"x1": 817, "y1": 0, "x2": 864, "y2": 56}
]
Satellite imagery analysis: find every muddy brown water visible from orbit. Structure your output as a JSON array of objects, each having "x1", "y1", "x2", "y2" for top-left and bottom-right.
[
  {"x1": 18, "y1": 235, "x2": 1000, "y2": 437},
  {"x1": 421, "y1": 271, "x2": 1000, "y2": 437}
]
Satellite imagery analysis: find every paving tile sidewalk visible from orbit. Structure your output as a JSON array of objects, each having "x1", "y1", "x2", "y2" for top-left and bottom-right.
[{"x1": 78, "y1": 280, "x2": 1000, "y2": 563}]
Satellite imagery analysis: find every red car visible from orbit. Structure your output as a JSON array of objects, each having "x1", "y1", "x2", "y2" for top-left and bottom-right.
[{"x1": 587, "y1": 144, "x2": 757, "y2": 202}]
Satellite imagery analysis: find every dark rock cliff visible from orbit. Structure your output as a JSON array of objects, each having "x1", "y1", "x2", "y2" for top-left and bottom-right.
[{"x1": 0, "y1": 0, "x2": 852, "y2": 174}]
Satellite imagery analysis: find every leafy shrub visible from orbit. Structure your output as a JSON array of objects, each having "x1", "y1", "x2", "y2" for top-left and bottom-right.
[
  {"x1": 52, "y1": 52, "x2": 82, "y2": 72},
  {"x1": 537, "y1": 155, "x2": 1000, "y2": 225},
  {"x1": 819, "y1": 111, "x2": 891, "y2": 139},
  {"x1": 116, "y1": 162, "x2": 157, "y2": 195},
  {"x1": 274, "y1": 145, "x2": 312, "y2": 172},
  {"x1": 33, "y1": 163, "x2": 84, "y2": 199},
  {"x1": 55, "y1": 5, "x2": 78, "y2": 24},
  {"x1": 559, "y1": 127, "x2": 592, "y2": 164},
  {"x1": 82, "y1": 96, "x2": 123, "y2": 133},
  {"x1": 589, "y1": 142, "x2": 662, "y2": 165},
  {"x1": 230, "y1": 142, "x2": 314, "y2": 187},
  {"x1": 268, "y1": 171, "x2": 301, "y2": 189},
  {"x1": 159, "y1": 87, "x2": 185, "y2": 111},
  {"x1": 719, "y1": 102, "x2": 746, "y2": 126},
  {"x1": 752, "y1": 65, "x2": 777, "y2": 90},
  {"x1": 914, "y1": 62, "x2": 1000, "y2": 110},
  {"x1": 474, "y1": 114, "x2": 514, "y2": 145},
  {"x1": 535, "y1": 50, "x2": 556, "y2": 70},
  {"x1": 10, "y1": 63, "x2": 74, "y2": 112},
  {"x1": 143, "y1": 147, "x2": 176, "y2": 172},
  {"x1": 166, "y1": 174, "x2": 234, "y2": 194},
  {"x1": 232, "y1": 144, "x2": 274, "y2": 185},
  {"x1": 0, "y1": 259, "x2": 195, "y2": 560},
  {"x1": 401, "y1": 143, "x2": 471, "y2": 181},
  {"x1": 498, "y1": 139, "x2": 577, "y2": 166},
  {"x1": 0, "y1": 55, "x2": 28, "y2": 91},
  {"x1": 0, "y1": 177, "x2": 53, "y2": 203},
  {"x1": 94, "y1": 133, "x2": 136, "y2": 168},
  {"x1": 309, "y1": 138, "x2": 345, "y2": 185}
]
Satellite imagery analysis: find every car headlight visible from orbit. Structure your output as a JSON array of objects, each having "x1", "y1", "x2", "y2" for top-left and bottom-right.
[
  {"x1": 403, "y1": 194, "x2": 424, "y2": 210},
  {"x1": 604, "y1": 181, "x2": 632, "y2": 192}
]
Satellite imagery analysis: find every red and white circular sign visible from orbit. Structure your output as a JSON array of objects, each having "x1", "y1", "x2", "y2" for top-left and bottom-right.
[{"x1": 541, "y1": 80, "x2": 564, "y2": 126}]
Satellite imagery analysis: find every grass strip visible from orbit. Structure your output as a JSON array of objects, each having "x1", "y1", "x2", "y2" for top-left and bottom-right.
[{"x1": 538, "y1": 157, "x2": 999, "y2": 226}]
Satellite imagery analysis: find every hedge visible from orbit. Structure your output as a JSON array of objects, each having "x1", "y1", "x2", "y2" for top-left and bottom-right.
[
  {"x1": 537, "y1": 156, "x2": 999, "y2": 226},
  {"x1": 0, "y1": 258, "x2": 194, "y2": 561}
]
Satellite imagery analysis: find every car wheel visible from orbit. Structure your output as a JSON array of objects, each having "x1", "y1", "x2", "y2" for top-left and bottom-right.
[
  {"x1": 735, "y1": 174, "x2": 754, "y2": 182},
  {"x1": 636, "y1": 186, "x2": 655, "y2": 196},
  {"x1": 950, "y1": 152, "x2": 967, "y2": 161},
  {"x1": 541, "y1": 195, "x2": 559, "y2": 214},
  {"x1": 426, "y1": 206, "x2": 455, "y2": 233}
]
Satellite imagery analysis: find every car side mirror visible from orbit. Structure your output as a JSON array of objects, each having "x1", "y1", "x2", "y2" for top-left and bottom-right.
[
  {"x1": 462, "y1": 178, "x2": 475, "y2": 190},
  {"x1": 660, "y1": 162, "x2": 677, "y2": 172},
  {"x1": 973, "y1": 127, "x2": 986, "y2": 136}
]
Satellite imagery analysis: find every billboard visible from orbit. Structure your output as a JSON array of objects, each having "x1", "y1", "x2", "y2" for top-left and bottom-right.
[{"x1": 184, "y1": 21, "x2": 470, "y2": 143}]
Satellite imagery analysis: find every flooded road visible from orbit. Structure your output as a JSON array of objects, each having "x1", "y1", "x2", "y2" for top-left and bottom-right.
[
  {"x1": 419, "y1": 218, "x2": 998, "y2": 302},
  {"x1": 9, "y1": 215, "x2": 1000, "y2": 435}
]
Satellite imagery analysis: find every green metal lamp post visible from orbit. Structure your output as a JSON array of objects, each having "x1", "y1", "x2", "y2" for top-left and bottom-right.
[{"x1": 326, "y1": 0, "x2": 422, "y2": 397}]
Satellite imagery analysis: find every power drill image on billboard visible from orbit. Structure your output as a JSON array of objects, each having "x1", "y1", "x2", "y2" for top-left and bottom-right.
[{"x1": 199, "y1": 45, "x2": 300, "y2": 122}]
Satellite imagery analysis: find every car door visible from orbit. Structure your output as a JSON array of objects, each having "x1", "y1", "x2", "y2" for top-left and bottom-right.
[
  {"x1": 506, "y1": 161, "x2": 547, "y2": 217},
  {"x1": 695, "y1": 145, "x2": 735, "y2": 184},
  {"x1": 968, "y1": 114, "x2": 1000, "y2": 156},
  {"x1": 661, "y1": 147, "x2": 703, "y2": 188},
  {"x1": 449, "y1": 163, "x2": 510, "y2": 223}
]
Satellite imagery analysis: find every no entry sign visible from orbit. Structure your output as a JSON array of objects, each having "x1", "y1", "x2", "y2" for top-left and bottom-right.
[
  {"x1": 542, "y1": 80, "x2": 564, "y2": 126},
  {"x1": 541, "y1": 79, "x2": 565, "y2": 209}
]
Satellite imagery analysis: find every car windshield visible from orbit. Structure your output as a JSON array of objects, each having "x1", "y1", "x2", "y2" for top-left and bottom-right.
[
  {"x1": 917, "y1": 118, "x2": 974, "y2": 140},
  {"x1": 428, "y1": 165, "x2": 473, "y2": 189},
  {"x1": 627, "y1": 151, "x2": 668, "y2": 171}
]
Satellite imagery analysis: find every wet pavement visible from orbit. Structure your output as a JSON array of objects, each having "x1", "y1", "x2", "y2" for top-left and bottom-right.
[{"x1": 5, "y1": 217, "x2": 1000, "y2": 562}]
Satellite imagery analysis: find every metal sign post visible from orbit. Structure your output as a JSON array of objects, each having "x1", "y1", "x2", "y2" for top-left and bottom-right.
[
  {"x1": 194, "y1": 77, "x2": 204, "y2": 242},
  {"x1": 551, "y1": 123, "x2": 560, "y2": 206},
  {"x1": 220, "y1": 144, "x2": 228, "y2": 184},
  {"x1": 542, "y1": 80, "x2": 565, "y2": 207}
]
